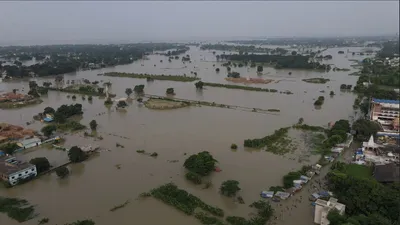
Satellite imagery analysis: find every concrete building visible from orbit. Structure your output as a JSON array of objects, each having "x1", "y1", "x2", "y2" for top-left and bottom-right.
[
  {"x1": 0, "y1": 156, "x2": 37, "y2": 186},
  {"x1": 314, "y1": 197, "x2": 346, "y2": 225},
  {"x1": 370, "y1": 98, "x2": 400, "y2": 132}
]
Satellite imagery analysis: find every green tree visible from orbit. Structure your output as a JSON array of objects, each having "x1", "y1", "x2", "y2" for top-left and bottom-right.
[
  {"x1": 28, "y1": 81, "x2": 38, "y2": 90},
  {"x1": 53, "y1": 112, "x2": 67, "y2": 123},
  {"x1": 166, "y1": 88, "x2": 175, "y2": 95},
  {"x1": 291, "y1": 51, "x2": 297, "y2": 56},
  {"x1": 0, "y1": 142, "x2": 20, "y2": 155},
  {"x1": 42, "y1": 82, "x2": 52, "y2": 87},
  {"x1": 27, "y1": 89, "x2": 40, "y2": 98},
  {"x1": 352, "y1": 119, "x2": 381, "y2": 141},
  {"x1": 183, "y1": 151, "x2": 218, "y2": 176},
  {"x1": 125, "y1": 88, "x2": 133, "y2": 98},
  {"x1": 215, "y1": 68, "x2": 220, "y2": 72},
  {"x1": 327, "y1": 210, "x2": 347, "y2": 225},
  {"x1": 43, "y1": 107, "x2": 55, "y2": 115},
  {"x1": 195, "y1": 81, "x2": 204, "y2": 89},
  {"x1": 257, "y1": 65, "x2": 263, "y2": 72},
  {"x1": 133, "y1": 85, "x2": 145, "y2": 94},
  {"x1": 68, "y1": 146, "x2": 87, "y2": 163},
  {"x1": 55, "y1": 166, "x2": 69, "y2": 178},
  {"x1": 117, "y1": 100, "x2": 127, "y2": 108},
  {"x1": 29, "y1": 157, "x2": 50, "y2": 173},
  {"x1": 220, "y1": 180, "x2": 241, "y2": 197},
  {"x1": 41, "y1": 125, "x2": 57, "y2": 137},
  {"x1": 97, "y1": 87, "x2": 104, "y2": 94},
  {"x1": 89, "y1": 120, "x2": 97, "y2": 131}
]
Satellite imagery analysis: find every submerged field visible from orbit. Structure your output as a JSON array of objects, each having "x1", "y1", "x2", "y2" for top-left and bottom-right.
[{"x1": 0, "y1": 45, "x2": 370, "y2": 225}]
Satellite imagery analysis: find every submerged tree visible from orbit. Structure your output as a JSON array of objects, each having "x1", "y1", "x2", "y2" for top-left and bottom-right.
[
  {"x1": 55, "y1": 166, "x2": 69, "y2": 178},
  {"x1": 166, "y1": 88, "x2": 175, "y2": 95},
  {"x1": 89, "y1": 120, "x2": 97, "y2": 131},
  {"x1": 183, "y1": 151, "x2": 218, "y2": 176},
  {"x1": 29, "y1": 157, "x2": 50, "y2": 173},
  {"x1": 134, "y1": 85, "x2": 145, "y2": 94},
  {"x1": 68, "y1": 146, "x2": 87, "y2": 163},
  {"x1": 41, "y1": 125, "x2": 57, "y2": 137},
  {"x1": 125, "y1": 88, "x2": 133, "y2": 98},
  {"x1": 220, "y1": 180, "x2": 241, "y2": 197},
  {"x1": 195, "y1": 81, "x2": 204, "y2": 89},
  {"x1": 257, "y1": 65, "x2": 263, "y2": 72}
]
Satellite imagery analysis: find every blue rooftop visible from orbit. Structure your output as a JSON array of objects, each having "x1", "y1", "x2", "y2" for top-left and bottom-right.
[
  {"x1": 43, "y1": 117, "x2": 53, "y2": 122},
  {"x1": 372, "y1": 98, "x2": 400, "y2": 105}
]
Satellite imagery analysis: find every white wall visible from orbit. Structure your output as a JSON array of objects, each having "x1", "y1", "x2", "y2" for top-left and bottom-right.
[{"x1": 8, "y1": 165, "x2": 37, "y2": 185}]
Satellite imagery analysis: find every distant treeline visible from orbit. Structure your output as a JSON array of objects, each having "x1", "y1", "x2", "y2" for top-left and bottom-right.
[
  {"x1": 220, "y1": 54, "x2": 331, "y2": 70},
  {"x1": 0, "y1": 43, "x2": 184, "y2": 78}
]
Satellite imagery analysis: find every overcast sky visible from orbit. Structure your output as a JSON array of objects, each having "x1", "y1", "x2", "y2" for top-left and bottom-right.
[{"x1": 0, "y1": 1, "x2": 398, "y2": 45}]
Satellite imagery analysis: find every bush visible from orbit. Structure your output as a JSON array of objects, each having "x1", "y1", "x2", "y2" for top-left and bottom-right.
[
  {"x1": 220, "y1": 180, "x2": 241, "y2": 197},
  {"x1": 185, "y1": 172, "x2": 202, "y2": 184},
  {"x1": 230, "y1": 144, "x2": 238, "y2": 149}
]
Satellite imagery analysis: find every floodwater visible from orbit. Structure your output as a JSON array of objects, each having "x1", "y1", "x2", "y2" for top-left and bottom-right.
[{"x1": 0, "y1": 46, "x2": 372, "y2": 225}]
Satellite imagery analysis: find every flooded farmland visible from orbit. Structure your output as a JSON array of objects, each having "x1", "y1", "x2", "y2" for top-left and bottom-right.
[{"x1": 0, "y1": 46, "x2": 371, "y2": 225}]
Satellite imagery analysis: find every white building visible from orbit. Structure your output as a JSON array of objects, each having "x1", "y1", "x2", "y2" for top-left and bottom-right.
[
  {"x1": 314, "y1": 197, "x2": 346, "y2": 225},
  {"x1": 0, "y1": 156, "x2": 37, "y2": 186}
]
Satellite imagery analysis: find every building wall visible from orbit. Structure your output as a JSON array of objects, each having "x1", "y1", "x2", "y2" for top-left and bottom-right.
[{"x1": 8, "y1": 165, "x2": 37, "y2": 185}]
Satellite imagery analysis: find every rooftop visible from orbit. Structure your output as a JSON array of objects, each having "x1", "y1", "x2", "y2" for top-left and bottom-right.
[
  {"x1": 0, "y1": 157, "x2": 35, "y2": 176},
  {"x1": 373, "y1": 163, "x2": 400, "y2": 183},
  {"x1": 18, "y1": 137, "x2": 41, "y2": 146},
  {"x1": 372, "y1": 98, "x2": 400, "y2": 105}
]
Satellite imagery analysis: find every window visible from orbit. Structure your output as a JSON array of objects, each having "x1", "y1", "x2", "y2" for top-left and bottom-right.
[
  {"x1": 11, "y1": 176, "x2": 15, "y2": 179},
  {"x1": 25, "y1": 171, "x2": 28, "y2": 174},
  {"x1": 19, "y1": 174, "x2": 22, "y2": 177},
  {"x1": 31, "y1": 168, "x2": 34, "y2": 171}
]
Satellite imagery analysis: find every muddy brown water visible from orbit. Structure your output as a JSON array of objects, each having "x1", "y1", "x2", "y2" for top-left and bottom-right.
[{"x1": 0, "y1": 46, "x2": 373, "y2": 225}]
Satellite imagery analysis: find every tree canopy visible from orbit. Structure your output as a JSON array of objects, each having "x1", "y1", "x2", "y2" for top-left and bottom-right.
[
  {"x1": 220, "y1": 180, "x2": 241, "y2": 197},
  {"x1": 183, "y1": 151, "x2": 218, "y2": 176},
  {"x1": 89, "y1": 120, "x2": 97, "y2": 130},
  {"x1": 29, "y1": 157, "x2": 50, "y2": 173},
  {"x1": 68, "y1": 146, "x2": 87, "y2": 163},
  {"x1": 41, "y1": 125, "x2": 57, "y2": 137},
  {"x1": 352, "y1": 119, "x2": 381, "y2": 142}
]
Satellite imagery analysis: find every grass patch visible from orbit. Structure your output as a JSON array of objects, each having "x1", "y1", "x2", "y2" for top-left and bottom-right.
[
  {"x1": 150, "y1": 183, "x2": 224, "y2": 217},
  {"x1": 243, "y1": 127, "x2": 295, "y2": 155},
  {"x1": 105, "y1": 72, "x2": 199, "y2": 82},
  {"x1": 56, "y1": 121, "x2": 86, "y2": 131},
  {"x1": 203, "y1": 82, "x2": 293, "y2": 95},
  {"x1": 292, "y1": 124, "x2": 327, "y2": 132},
  {"x1": 340, "y1": 164, "x2": 373, "y2": 179}
]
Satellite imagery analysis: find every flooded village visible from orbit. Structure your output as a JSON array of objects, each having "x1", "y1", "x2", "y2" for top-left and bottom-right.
[{"x1": 0, "y1": 4, "x2": 399, "y2": 225}]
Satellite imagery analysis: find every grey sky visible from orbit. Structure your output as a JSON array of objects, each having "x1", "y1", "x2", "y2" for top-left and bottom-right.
[{"x1": 0, "y1": 1, "x2": 398, "y2": 45}]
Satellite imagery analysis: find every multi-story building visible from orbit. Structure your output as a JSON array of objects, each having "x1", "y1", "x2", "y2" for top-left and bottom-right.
[
  {"x1": 370, "y1": 98, "x2": 400, "y2": 132},
  {"x1": 0, "y1": 156, "x2": 37, "y2": 186},
  {"x1": 314, "y1": 197, "x2": 346, "y2": 225}
]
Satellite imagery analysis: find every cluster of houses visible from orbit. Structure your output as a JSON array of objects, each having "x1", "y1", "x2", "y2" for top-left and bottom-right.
[{"x1": 260, "y1": 164, "x2": 322, "y2": 202}]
